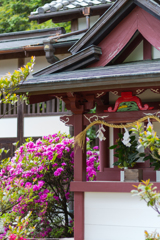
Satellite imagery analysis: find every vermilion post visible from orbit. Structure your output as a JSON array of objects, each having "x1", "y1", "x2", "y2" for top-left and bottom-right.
[
  {"x1": 74, "y1": 114, "x2": 86, "y2": 240},
  {"x1": 143, "y1": 39, "x2": 152, "y2": 60},
  {"x1": 99, "y1": 126, "x2": 109, "y2": 171}
]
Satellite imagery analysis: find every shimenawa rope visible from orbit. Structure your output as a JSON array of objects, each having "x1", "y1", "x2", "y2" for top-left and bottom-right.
[{"x1": 74, "y1": 115, "x2": 160, "y2": 150}]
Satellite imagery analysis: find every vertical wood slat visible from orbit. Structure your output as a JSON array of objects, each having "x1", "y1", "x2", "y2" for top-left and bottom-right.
[
  {"x1": 62, "y1": 101, "x2": 65, "y2": 113},
  {"x1": 28, "y1": 104, "x2": 30, "y2": 114},
  {"x1": 17, "y1": 102, "x2": 23, "y2": 146},
  {"x1": 37, "y1": 103, "x2": 40, "y2": 114},
  {"x1": 13, "y1": 102, "x2": 16, "y2": 115},
  {"x1": 42, "y1": 102, "x2": 45, "y2": 114},
  {"x1": 3, "y1": 103, "x2": 6, "y2": 114},
  {"x1": 57, "y1": 98, "x2": 60, "y2": 113},
  {"x1": 8, "y1": 103, "x2": 11, "y2": 116},
  {"x1": 32, "y1": 104, "x2": 35, "y2": 114},
  {"x1": 46, "y1": 101, "x2": 50, "y2": 113},
  {"x1": 52, "y1": 99, "x2": 55, "y2": 112}
]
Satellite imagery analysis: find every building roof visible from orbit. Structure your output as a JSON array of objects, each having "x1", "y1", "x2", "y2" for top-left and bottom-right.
[
  {"x1": 0, "y1": 30, "x2": 84, "y2": 52},
  {"x1": 33, "y1": 45, "x2": 102, "y2": 76},
  {"x1": 29, "y1": 0, "x2": 114, "y2": 23},
  {"x1": 0, "y1": 27, "x2": 85, "y2": 59},
  {"x1": 69, "y1": 0, "x2": 160, "y2": 54},
  {"x1": 31, "y1": 0, "x2": 113, "y2": 15},
  {"x1": 19, "y1": 60, "x2": 160, "y2": 94}
]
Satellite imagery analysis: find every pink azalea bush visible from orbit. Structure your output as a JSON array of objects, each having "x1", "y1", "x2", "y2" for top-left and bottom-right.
[{"x1": 0, "y1": 133, "x2": 99, "y2": 239}]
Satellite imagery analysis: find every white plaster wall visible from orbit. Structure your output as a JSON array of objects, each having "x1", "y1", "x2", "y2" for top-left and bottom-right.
[
  {"x1": 0, "y1": 59, "x2": 18, "y2": 77},
  {"x1": 0, "y1": 118, "x2": 17, "y2": 138},
  {"x1": 152, "y1": 46, "x2": 160, "y2": 59},
  {"x1": 124, "y1": 42, "x2": 143, "y2": 63},
  {"x1": 153, "y1": 122, "x2": 160, "y2": 137},
  {"x1": 85, "y1": 192, "x2": 160, "y2": 240},
  {"x1": 24, "y1": 116, "x2": 69, "y2": 137},
  {"x1": 25, "y1": 56, "x2": 49, "y2": 79},
  {"x1": 78, "y1": 16, "x2": 99, "y2": 30}
]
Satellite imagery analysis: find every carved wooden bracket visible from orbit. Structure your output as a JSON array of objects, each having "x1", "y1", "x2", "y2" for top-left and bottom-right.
[{"x1": 104, "y1": 92, "x2": 154, "y2": 112}]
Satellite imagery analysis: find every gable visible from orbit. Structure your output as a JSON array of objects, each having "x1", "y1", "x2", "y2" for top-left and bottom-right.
[
  {"x1": 70, "y1": 0, "x2": 160, "y2": 54},
  {"x1": 88, "y1": 6, "x2": 160, "y2": 68}
]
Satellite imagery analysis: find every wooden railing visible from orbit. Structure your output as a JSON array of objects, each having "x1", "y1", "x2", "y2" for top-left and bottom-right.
[{"x1": 0, "y1": 99, "x2": 71, "y2": 118}]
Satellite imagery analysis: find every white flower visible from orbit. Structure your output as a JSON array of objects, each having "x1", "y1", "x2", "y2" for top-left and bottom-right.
[
  {"x1": 147, "y1": 118, "x2": 153, "y2": 129},
  {"x1": 122, "y1": 128, "x2": 131, "y2": 147},
  {"x1": 96, "y1": 124, "x2": 106, "y2": 141},
  {"x1": 146, "y1": 118, "x2": 155, "y2": 136}
]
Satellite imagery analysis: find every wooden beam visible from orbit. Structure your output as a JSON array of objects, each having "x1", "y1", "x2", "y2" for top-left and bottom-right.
[
  {"x1": 83, "y1": 110, "x2": 160, "y2": 125},
  {"x1": 70, "y1": 175, "x2": 158, "y2": 192}
]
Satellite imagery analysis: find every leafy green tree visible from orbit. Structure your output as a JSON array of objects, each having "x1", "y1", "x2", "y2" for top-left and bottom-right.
[{"x1": 0, "y1": 0, "x2": 70, "y2": 33}]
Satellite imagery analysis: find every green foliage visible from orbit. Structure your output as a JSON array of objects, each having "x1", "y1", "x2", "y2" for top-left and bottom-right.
[
  {"x1": 131, "y1": 121, "x2": 160, "y2": 170},
  {"x1": 109, "y1": 131, "x2": 140, "y2": 168},
  {"x1": 86, "y1": 106, "x2": 97, "y2": 142},
  {"x1": 131, "y1": 180, "x2": 160, "y2": 240},
  {"x1": 0, "y1": 0, "x2": 71, "y2": 33},
  {"x1": 0, "y1": 56, "x2": 35, "y2": 105}
]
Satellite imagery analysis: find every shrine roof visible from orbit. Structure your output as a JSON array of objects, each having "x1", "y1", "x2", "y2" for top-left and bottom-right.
[
  {"x1": 69, "y1": 0, "x2": 160, "y2": 54},
  {"x1": 29, "y1": 0, "x2": 114, "y2": 23},
  {"x1": 0, "y1": 28, "x2": 83, "y2": 53},
  {"x1": 19, "y1": 60, "x2": 160, "y2": 94}
]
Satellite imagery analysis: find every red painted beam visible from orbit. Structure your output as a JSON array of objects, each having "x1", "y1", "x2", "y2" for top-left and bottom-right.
[
  {"x1": 70, "y1": 180, "x2": 160, "y2": 193},
  {"x1": 83, "y1": 109, "x2": 159, "y2": 125}
]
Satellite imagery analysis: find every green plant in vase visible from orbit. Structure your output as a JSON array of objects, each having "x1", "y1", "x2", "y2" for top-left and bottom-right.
[{"x1": 109, "y1": 130, "x2": 140, "y2": 168}]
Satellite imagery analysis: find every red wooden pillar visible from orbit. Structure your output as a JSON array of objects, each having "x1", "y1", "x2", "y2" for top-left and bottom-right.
[
  {"x1": 99, "y1": 126, "x2": 109, "y2": 172},
  {"x1": 114, "y1": 128, "x2": 120, "y2": 167},
  {"x1": 74, "y1": 114, "x2": 86, "y2": 240},
  {"x1": 143, "y1": 39, "x2": 152, "y2": 60}
]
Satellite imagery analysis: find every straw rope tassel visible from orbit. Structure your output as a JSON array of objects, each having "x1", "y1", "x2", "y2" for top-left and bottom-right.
[{"x1": 74, "y1": 115, "x2": 160, "y2": 150}]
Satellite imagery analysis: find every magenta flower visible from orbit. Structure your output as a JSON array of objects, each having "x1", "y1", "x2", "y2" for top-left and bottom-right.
[
  {"x1": 25, "y1": 182, "x2": 32, "y2": 188},
  {"x1": 54, "y1": 167, "x2": 64, "y2": 176},
  {"x1": 93, "y1": 146, "x2": 99, "y2": 150}
]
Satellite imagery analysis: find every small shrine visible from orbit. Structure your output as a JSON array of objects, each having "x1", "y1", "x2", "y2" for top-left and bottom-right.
[{"x1": 19, "y1": 0, "x2": 160, "y2": 239}]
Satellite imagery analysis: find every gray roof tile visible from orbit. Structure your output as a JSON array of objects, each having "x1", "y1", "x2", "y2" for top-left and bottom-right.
[{"x1": 31, "y1": 0, "x2": 114, "y2": 15}]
